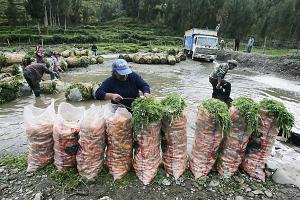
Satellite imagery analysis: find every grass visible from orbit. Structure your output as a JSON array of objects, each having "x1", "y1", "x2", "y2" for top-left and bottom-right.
[
  {"x1": 224, "y1": 40, "x2": 299, "y2": 57},
  {"x1": 0, "y1": 153, "x2": 27, "y2": 170}
]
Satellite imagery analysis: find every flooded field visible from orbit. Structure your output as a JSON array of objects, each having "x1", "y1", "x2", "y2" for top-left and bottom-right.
[{"x1": 0, "y1": 57, "x2": 299, "y2": 154}]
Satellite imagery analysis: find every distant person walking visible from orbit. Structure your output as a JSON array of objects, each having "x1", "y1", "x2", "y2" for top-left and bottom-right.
[
  {"x1": 91, "y1": 43, "x2": 98, "y2": 56},
  {"x1": 220, "y1": 39, "x2": 225, "y2": 50},
  {"x1": 234, "y1": 34, "x2": 240, "y2": 51},
  {"x1": 247, "y1": 37, "x2": 255, "y2": 53}
]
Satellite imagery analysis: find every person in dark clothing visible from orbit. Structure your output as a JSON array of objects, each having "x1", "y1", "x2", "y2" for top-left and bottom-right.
[
  {"x1": 91, "y1": 43, "x2": 98, "y2": 56},
  {"x1": 23, "y1": 63, "x2": 57, "y2": 97},
  {"x1": 95, "y1": 59, "x2": 151, "y2": 111},
  {"x1": 209, "y1": 62, "x2": 237, "y2": 105},
  {"x1": 235, "y1": 34, "x2": 240, "y2": 51}
]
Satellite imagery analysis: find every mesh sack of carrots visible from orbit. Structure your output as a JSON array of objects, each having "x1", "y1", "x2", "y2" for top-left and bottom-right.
[
  {"x1": 76, "y1": 105, "x2": 113, "y2": 180},
  {"x1": 53, "y1": 102, "x2": 85, "y2": 171},
  {"x1": 132, "y1": 97, "x2": 163, "y2": 185},
  {"x1": 106, "y1": 107, "x2": 133, "y2": 180},
  {"x1": 217, "y1": 97, "x2": 259, "y2": 177},
  {"x1": 161, "y1": 95, "x2": 188, "y2": 180},
  {"x1": 24, "y1": 101, "x2": 56, "y2": 172},
  {"x1": 190, "y1": 99, "x2": 231, "y2": 178},
  {"x1": 242, "y1": 99, "x2": 294, "y2": 181}
]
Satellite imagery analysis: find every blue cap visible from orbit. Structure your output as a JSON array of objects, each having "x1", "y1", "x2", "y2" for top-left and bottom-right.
[{"x1": 112, "y1": 59, "x2": 132, "y2": 75}]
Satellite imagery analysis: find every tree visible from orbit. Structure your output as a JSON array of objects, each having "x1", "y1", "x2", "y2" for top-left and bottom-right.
[
  {"x1": 59, "y1": 0, "x2": 72, "y2": 32},
  {"x1": 6, "y1": 0, "x2": 18, "y2": 26},
  {"x1": 24, "y1": 0, "x2": 44, "y2": 34}
]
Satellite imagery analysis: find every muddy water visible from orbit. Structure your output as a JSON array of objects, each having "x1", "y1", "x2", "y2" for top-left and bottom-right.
[{"x1": 0, "y1": 57, "x2": 299, "y2": 154}]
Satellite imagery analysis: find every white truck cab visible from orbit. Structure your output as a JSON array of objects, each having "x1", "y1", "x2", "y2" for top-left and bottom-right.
[{"x1": 184, "y1": 28, "x2": 219, "y2": 61}]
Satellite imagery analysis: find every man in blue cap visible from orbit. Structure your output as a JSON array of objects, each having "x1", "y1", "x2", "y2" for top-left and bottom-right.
[{"x1": 95, "y1": 59, "x2": 151, "y2": 111}]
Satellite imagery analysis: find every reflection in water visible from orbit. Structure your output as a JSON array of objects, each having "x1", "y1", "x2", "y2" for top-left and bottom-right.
[{"x1": 0, "y1": 58, "x2": 299, "y2": 154}]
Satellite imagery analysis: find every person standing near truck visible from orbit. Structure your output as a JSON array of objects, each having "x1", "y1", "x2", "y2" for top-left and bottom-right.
[
  {"x1": 247, "y1": 36, "x2": 255, "y2": 53},
  {"x1": 235, "y1": 34, "x2": 240, "y2": 51}
]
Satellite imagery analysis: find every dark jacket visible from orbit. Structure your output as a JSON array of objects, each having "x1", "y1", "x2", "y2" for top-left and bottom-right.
[
  {"x1": 23, "y1": 63, "x2": 53, "y2": 82},
  {"x1": 91, "y1": 44, "x2": 98, "y2": 51},
  {"x1": 95, "y1": 72, "x2": 150, "y2": 109}
]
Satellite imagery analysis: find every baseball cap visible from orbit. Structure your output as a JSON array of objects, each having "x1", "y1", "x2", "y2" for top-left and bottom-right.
[{"x1": 112, "y1": 59, "x2": 132, "y2": 75}]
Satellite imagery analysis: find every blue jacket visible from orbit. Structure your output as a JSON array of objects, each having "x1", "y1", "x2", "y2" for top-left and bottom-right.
[{"x1": 95, "y1": 72, "x2": 150, "y2": 109}]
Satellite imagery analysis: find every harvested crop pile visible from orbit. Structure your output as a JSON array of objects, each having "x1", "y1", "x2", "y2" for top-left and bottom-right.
[
  {"x1": 133, "y1": 97, "x2": 163, "y2": 185},
  {"x1": 89, "y1": 57, "x2": 97, "y2": 65},
  {"x1": 161, "y1": 94, "x2": 187, "y2": 179},
  {"x1": 217, "y1": 97, "x2": 259, "y2": 177},
  {"x1": 190, "y1": 99, "x2": 231, "y2": 178},
  {"x1": 242, "y1": 99, "x2": 294, "y2": 181},
  {"x1": 65, "y1": 57, "x2": 80, "y2": 68},
  {"x1": 167, "y1": 55, "x2": 176, "y2": 65},
  {"x1": 61, "y1": 50, "x2": 71, "y2": 58},
  {"x1": 59, "y1": 57, "x2": 68, "y2": 71},
  {"x1": 24, "y1": 101, "x2": 55, "y2": 172},
  {"x1": 123, "y1": 52, "x2": 185, "y2": 65},
  {"x1": 40, "y1": 80, "x2": 58, "y2": 94},
  {"x1": 80, "y1": 56, "x2": 90, "y2": 68},
  {"x1": 0, "y1": 64, "x2": 20, "y2": 75},
  {"x1": 106, "y1": 107, "x2": 133, "y2": 180},
  {"x1": 167, "y1": 48, "x2": 177, "y2": 56},
  {"x1": 53, "y1": 102, "x2": 85, "y2": 171},
  {"x1": 76, "y1": 105, "x2": 108, "y2": 180},
  {"x1": 22, "y1": 52, "x2": 35, "y2": 66},
  {"x1": 96, "y1": 56, "x2": 104, "y2": 64},
  {"x1": 65, "y1": 83, "x2": 94, "y2": 101},
  {"x1": 0, "y1": 76, "x2": 21, "y2": 104},
  {"x1": 5, "y1": 53, "x2": 25, "y2": 65},
  {"x1": 0, "y1": 52, "x2": 7, "y2": 68}
]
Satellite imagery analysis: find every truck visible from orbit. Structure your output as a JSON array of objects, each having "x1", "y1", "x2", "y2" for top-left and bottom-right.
[{"x1": 183, "y1": 28, "x2": 219, "y2": 61}]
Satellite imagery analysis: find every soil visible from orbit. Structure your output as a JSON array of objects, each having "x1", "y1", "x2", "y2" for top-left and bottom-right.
[
  {"x1": 217, "y1": 50, "x2": 300, "y2": 80},
  {"x1": 1, "y1": 163, "x2": 300, "y2": 200}
]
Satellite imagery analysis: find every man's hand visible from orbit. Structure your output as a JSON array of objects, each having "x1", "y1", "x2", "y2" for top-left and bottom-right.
[
  {"x1": 144, "y1": 93, "x2": 151, "y2": 98},
  {"x1": 110, "y1": 94, "x2": 123, "y2": 102}
]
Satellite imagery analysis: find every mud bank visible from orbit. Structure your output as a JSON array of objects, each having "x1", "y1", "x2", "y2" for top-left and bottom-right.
[
  {"x1": 217, "y1": 50, "x2": 300, "y2": 80},
  {"x1": 1, "y1": 155, "x2": 300, "y2": 200}
]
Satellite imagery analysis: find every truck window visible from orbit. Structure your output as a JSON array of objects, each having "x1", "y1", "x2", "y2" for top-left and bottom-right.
[{"x1": 197, "y1": 37, "x2": 218, "y2": 48}]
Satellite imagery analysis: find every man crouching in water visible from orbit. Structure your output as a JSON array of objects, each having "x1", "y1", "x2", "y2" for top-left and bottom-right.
[
  {"x1": 22, "y1": 59, "x2": 58, "y2": 97},
  {"x1": 209, "y1": 60, "x2": 238, "y2": 106}
]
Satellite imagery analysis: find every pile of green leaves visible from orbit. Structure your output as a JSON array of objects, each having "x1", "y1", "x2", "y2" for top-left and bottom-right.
[
  {"x1": 161, "y1": 94, "x2": 186, "y2": 122},
  {"x1": 0, "y1": 52, "x2": 6, "y2": 69},
  {"x1": 22, "y1": 51, "x2": 35, "y2": 66},
  {"x1": 0, "y1": 76, "x2": 21, "y2": 104},
  {"x1": 201, "y1": 99, "x2": 232, "y2": 134},
  {"x1": 79, "y1": 57, "x2": 90, "y2": 68},
  {"x1": 132, "y1": 97, "x2": 163, "y2": 133},
  {"x1": 232, "y1": 97, "x2": 259, "y2": 135},
  {"x1": 41, "y1": 81, "x2": 57, "y2": 94},
  {"x1": 260, "y1": 98, "x2": 295, "y2": 138},
  {"x1": 65, "y1": 83, "x2": 93, "y2": 101}
]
